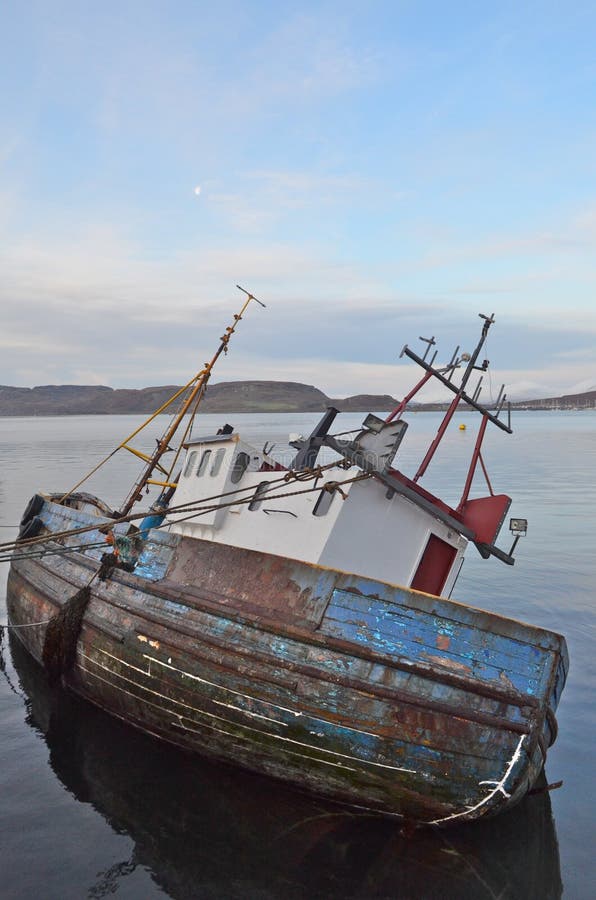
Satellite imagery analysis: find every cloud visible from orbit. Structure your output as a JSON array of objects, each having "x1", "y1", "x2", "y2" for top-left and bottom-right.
[
  {"x1": 2, "y1": 195, "x2": 596, "y2": 399},
  {"x1": 238, "y1": 13, "x2": 382, "y2": 105},
  {"x1": 200, "y1": 169, "x2": 402, "y2": 235},
  {"x1": 416, "y1": 223, "x2": 596, "y2": 274},
  {"x1": 554, "y1": 346, "x2": 596, "y2": 361},
  {"x1": 2, "y1": 5, "x2": 596, "y2": 405},
  {"x1": 2, "y1": 253, "x2": 595, "y2": 402},
  {"x1": 0, "y1": 222, "x2": 396, "y2": 317}
]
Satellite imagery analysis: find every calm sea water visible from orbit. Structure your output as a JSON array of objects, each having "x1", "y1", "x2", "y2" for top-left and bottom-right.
[{"x1": 1, "y1": 411, "x2": 594, "y2": 899}]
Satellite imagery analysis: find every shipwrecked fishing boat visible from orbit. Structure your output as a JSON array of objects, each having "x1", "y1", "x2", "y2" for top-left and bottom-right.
[{"x1": 6, "y1": 289, "x2": 568, "y2": 825}]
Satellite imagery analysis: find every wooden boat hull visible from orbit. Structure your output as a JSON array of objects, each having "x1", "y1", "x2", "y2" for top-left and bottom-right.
[
  {"x1": 7, "y1": 496, "x2": 568, "y2": 825},
  {"x1": 9, "y1": 632, "x2": 563, "y2": 899}
]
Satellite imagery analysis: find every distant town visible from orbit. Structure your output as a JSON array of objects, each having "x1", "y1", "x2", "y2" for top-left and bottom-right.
[
  {"x1": 509, "y1": 391, "x2": 596, "y2": 410},
  {"x1": 418, "y1": 389, "x2": 596, "y2": 413}
]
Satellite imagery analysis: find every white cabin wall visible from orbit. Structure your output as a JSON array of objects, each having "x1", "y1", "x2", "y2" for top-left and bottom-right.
[
  {"x1": 167, "y1": 439, "x2": 467, "y2": 593},
  {"x1": 201, "y1": 474, "x2": 346, "y2": 559},
  {"x1": 317, "y1": 478, "x2": 465, "y2": 587},
  {"x1": 167, "y1": 438, "x2": 350, "y2": 562},
  {"x1": 168, "y1": 436, "x2": 240, "y2": 528}
]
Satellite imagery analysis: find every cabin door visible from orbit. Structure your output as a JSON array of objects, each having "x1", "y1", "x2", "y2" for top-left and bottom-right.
[{"x1": 411, "y1": 534, "x2": 457, "y2": 596}]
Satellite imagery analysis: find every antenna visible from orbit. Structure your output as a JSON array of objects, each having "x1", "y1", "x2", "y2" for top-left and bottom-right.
[{"x1": 417, "y1": 335, "x2": 436, "y2": 362}]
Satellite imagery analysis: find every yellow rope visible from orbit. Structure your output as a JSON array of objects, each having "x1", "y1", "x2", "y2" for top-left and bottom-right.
[{"x1": 58, "y1": 373, "x2": 205, "y2": 504}]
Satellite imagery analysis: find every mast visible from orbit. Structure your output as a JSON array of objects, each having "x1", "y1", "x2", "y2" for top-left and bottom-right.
[
  {"x1": 412, "y1": 313, "x2": 497, "y2": 481},
  {"x1": 116, "y1": 286, "x2": 265, "y2": 516}
]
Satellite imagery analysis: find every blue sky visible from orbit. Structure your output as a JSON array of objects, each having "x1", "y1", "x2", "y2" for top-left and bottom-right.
[{"x1": 1, "y1": 1, "x2": 595, "y2": 400}]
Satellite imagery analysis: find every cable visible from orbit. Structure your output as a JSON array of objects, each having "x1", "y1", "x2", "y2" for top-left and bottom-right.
[
  {"x1": 0, "y1": 459, "x2": 351, "y2": 555},
  {"x1": 2, "y1": 469, "x2": 370, "y2": 562}
]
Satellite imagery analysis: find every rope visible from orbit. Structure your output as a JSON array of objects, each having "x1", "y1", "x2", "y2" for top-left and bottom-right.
[
  {"x1": 0, "y1": 459, "x2": 356, "y2": 556},
  {"x1": 2, "y1": 619, "x2": 54, "y2": 629},
  {"x1": 4, "y1": 468, "x2": 370, "y2": 683},
  {"x1": 134, "y1": 472, "x2": 371, "y2": 529},
  {"x1": 1, "y1": 467, "x2": 314, "y2": 551},
  {"x1": 0, "y1": 470, "x2": 370, "y2": 568},
  {"x1": 41, "y1": 550, "x2": 123, "y2": 684},
  {"x1": 42, "y1": 585, "x2": 92, "y2": 684},
  {"x1": 0, "y1": 540, "x2": 110, "y2": 565},
  {"x1": 1, "y1": 545, "x2": 127, "y2": 684},
  {"x1": 57, "y1": 373, "x2": 204, "y2": 504}
]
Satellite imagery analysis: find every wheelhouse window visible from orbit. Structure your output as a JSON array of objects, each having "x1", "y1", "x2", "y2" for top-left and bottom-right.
[
  {"x1": 230, "y1": 451, "x2": 250, "y2": 484},
  {"x1": 183, "y1": 451, "x2": 198, "y2": 478},
  {"x1": 248, "y1": 481, "x2": 269, "y2": 511},
  {"x1": 210, "y1": 448, "x2": 226, "y2": 477},
  {"x1": 196, "y1": 449, "x2": 212, "y2": 477},
  {"x1": 312, "y1": 486, "x2": 334, "y2": 517}
]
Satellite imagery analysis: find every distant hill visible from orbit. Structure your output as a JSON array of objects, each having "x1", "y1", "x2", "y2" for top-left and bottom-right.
[
  {"x1": 2, "y1": 381, "x2": 595, "y2": 416},
  {"x1": 201, "y1": 381, "x2": 329, "y2": 412},
  {"x1": 0, "y1": 381, "x2": 399, "y2": 416}
]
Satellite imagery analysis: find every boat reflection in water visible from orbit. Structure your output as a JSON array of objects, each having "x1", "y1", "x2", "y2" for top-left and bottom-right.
[{"x1": 11, "y1": 635, "x2": 561, "y2": 900}]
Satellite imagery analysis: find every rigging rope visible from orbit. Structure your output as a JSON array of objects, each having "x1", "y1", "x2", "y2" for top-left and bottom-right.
[
  {"x1": 0, "y1": 467, "x2": 370, "y2": 563},
  {"x1": 4, "y1": 462, "x2": 370, "y2": 682},
  {"x1": 0, "y1": 540, "x2": 109, "y2": 564},
  {"x1": 0, "y1": 459, "x2": 355, "y2": 556}
]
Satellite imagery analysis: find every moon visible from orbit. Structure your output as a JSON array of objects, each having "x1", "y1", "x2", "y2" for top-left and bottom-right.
[{"x1": 193, "y1": 185, "x2": 202, "y2": 196}]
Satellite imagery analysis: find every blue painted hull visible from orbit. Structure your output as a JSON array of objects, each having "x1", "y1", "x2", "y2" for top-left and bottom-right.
[{"x1": 7, "y1": 496, "x2": 568, "y2": 825}]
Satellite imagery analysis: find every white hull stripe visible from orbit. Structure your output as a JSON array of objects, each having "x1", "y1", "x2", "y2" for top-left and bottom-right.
[
  {"x1": 96, "y1": 646, "x2": 381, "y2": 738},
  {"x1": 78, "y1": 650, "x2": 417, "y2": 774},
  {"x1": 427, "y1": 734, "x2": 526, "y2": 825}
]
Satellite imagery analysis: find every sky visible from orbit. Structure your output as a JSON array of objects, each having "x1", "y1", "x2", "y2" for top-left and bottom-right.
[{"x1": 1, "y1": 0, "x2": 596, "y2": 402}]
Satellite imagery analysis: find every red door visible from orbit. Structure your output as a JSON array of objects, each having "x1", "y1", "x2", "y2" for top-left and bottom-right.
[{"x1": 410, "y1": 534, "x2": 457, "y2": 596}]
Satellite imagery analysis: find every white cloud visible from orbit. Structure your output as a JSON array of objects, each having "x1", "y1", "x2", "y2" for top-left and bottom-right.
[
  {"x1": 239, "y1": 13, "x2": 382, "y2": 105},
  {"x1": 1, "y1": 216, "x2": 596, "y2": 400},
  {"x1": 201, "y1": 169, "x2": 400, "y2": 235}
]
